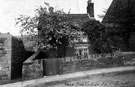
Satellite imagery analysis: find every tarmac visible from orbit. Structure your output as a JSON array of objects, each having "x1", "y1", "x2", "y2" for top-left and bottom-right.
[{"x1": 1, "y1": 66, "x2": 135, "y2": 87}]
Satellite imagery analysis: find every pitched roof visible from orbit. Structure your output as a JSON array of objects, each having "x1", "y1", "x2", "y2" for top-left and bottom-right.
[
  {"x1": 23, "y1": 50, "x2": 41, "y2": 64},
  {"x1": 66, "y1": 14, "x2": 89, "y2": 26},
  {"x1": 102, "y1": 0, "x2": 135, "y2": 23}
]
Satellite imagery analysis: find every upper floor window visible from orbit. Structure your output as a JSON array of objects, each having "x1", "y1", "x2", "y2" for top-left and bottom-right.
[{"x1": 74, "y1": 32, "x2": 88, "y2": 43}]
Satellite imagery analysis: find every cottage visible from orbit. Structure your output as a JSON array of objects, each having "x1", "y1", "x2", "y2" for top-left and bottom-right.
[
  {"x1": 37, "y1": 0, "x2": 95, "y2": 58},
  {"x1": 22, "y1": 0, "x2": 96, "y2": 78}
]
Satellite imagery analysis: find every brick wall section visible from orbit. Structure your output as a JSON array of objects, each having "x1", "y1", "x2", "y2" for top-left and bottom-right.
[{"x1": 0, "y1": 34, "x2": 12, "y2": 80}]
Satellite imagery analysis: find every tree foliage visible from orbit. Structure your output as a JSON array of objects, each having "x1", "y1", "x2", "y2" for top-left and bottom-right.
[
  {"x1": 82, "y1": 20, "x2": 116, "y2": 53},
  {"x1": 102, "y1": 0, "x2": 135, "y2": 48},
  {"x1": 16, "y1": 3, "x2": 80, "y2": 58}
]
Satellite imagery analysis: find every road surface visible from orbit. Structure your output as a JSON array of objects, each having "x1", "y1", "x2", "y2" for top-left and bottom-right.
[{"x1": 46, "y1": 71, "x2": 135, "y2": 87}]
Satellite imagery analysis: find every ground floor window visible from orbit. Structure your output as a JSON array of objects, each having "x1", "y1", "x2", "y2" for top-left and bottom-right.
[{"x1": 74, "y1": 47, "x2": 89, "y2": 56}]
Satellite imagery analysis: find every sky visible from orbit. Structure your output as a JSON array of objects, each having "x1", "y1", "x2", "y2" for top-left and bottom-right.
[{"x1": 0, "y1": 0, "x2": 113, "y2": 36}]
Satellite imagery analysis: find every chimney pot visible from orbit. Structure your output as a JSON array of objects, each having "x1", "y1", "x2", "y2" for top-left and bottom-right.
[
  {"x1": 88, "y1": 0, "x2": 92, "y2": 3},
  {"x1": 87, "y1": 0, "x2": 94, "y2": 18}
]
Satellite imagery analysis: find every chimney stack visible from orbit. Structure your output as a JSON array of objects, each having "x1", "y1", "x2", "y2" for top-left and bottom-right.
[{"x1": 87, "y1": 0, "x2": 94, "y2": 19}]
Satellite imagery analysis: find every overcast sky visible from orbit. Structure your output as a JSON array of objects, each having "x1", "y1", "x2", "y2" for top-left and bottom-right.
[{"x1": 0, "y1": 0, "x2": 113, "y2": 35}]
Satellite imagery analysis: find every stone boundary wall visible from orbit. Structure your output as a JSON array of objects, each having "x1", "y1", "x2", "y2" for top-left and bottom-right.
[
  {"x1": 22, "y1": 53, "x2": 116, "y2": 79},
  {"x1": 59, "y1": 53, "x2": 116, "y2": 63},
  {"x1": 56, "y1": 51, "x2": 135, "y2": 63},
  {"x1": 22, "y1": 60, "x2": 43, "y2": 80},
  {"x1": 40, "y1": 53, "x2": 117, "y2": 75},
  {"x1": 22, "y1": 51, "x2": 135, "y2": 79},
  {"x1": 0, "y1": 34, "x2": 12, "y2": 80},
  {"x1": 1, "y1": 51, "x2": 135, "y2": 84},
  {"x1": 17, "y1": 51, "x2": 135, "y2": 79},
  {"x1": 59, "y1": 52, "x2": 135, "y2": 74}
]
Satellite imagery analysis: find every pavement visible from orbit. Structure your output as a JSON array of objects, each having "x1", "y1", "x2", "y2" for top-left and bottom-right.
[{"x1": 1, "y1": 66, "x2": 135, "y2": 87}]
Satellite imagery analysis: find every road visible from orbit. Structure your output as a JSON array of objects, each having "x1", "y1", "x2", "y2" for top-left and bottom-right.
[{"x1": 46, "y1": 71, "x2": 135, "y2": 87}]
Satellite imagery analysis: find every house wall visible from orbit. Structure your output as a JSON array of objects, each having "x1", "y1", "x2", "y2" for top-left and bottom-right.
[{"x1": 0, "y1": 34, "x2": 12, "y2": 80}]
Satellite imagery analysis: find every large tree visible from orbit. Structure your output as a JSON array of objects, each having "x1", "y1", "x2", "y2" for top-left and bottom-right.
[
  {"x1": 102, "y1": 0, "x2": 135, "y2": 48},
  {"x1": 16, "y1": 3, "x2": 80, "y2": 58}
]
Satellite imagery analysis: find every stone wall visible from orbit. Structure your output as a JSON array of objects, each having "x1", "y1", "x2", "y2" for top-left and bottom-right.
[
  {"x1": 38, "y1": 52, "x2": 134, "y2": 75},
  {"x1": 0, "y1": 34, "x2": 12, "y2": 80},
  {"x1": 59, "y1": 54, "x2": 117, "y2": 74},
  {"x1": 22, "y1": 60, "x2": 43, "y2": 80},
  {"x1": 60, "y1": 52, "x2": 135, "y2": 74},
  {"x1": 60, "y1": 57, "x2": 121, "y2": 74},
  {"x1": 0, "y1": 33, "x2": 32, "y2": 80},
  {"x1": 19, "y1": 52, "x2": 135, "y2": 81},
  {"x1": 30, "y1": 53, "x2": 116, "y2": 76}
]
